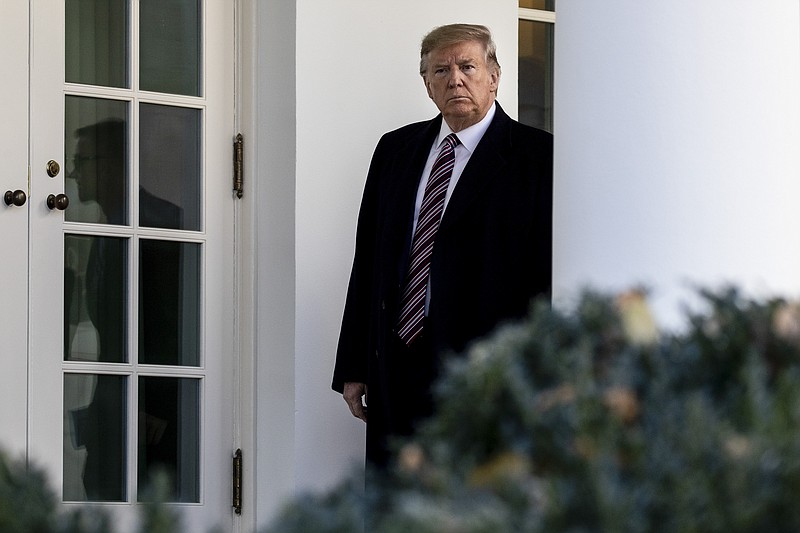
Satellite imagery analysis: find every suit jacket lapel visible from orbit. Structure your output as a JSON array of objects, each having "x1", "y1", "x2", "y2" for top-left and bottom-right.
[
  {"x1": 382, "y1": 116, "x2": 441, "y2": 282},
  {"x1": 440, "y1": 104, "x2": 511, "y2": 231}
]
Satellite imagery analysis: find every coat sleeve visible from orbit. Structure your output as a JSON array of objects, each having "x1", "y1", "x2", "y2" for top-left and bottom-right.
[{"x1": 331, "y1": 136, "x2": 389, "y2": 393}]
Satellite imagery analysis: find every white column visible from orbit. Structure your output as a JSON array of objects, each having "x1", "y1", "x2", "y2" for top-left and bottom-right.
[{"x1": 553, "y1": 1, "x2": 800, "y2": 323}]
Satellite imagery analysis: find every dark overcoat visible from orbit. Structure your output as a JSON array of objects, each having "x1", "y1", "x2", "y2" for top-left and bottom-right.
[{"x1": 332, "y1": 103, "x2": 553, "y2": 466}]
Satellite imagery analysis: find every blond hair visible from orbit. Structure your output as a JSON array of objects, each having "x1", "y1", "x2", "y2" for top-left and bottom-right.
[{"x1": 419, "y1": 24, "x2": 500, "y2": 77}]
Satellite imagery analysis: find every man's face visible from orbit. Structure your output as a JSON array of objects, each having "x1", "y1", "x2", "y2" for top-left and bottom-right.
[
  {"x1": 73, "y1": 136, "x2": 98, "y2": 203},
  {"x1": 423, "y1": 40, "x2": 499, "y2": 132}
]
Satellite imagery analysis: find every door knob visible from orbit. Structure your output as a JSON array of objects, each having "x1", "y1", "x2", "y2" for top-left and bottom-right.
[
  {"x1": 4, "y1": 189, "x2": 27, "y2": 207},
  {"x1": 46, "y1": 193, "x2": 69, "y2": 211}
]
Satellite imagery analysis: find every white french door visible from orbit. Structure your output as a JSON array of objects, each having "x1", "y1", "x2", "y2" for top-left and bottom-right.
[
  {"x1": 0, "y1": 0, "x2": 31, "y2": 458},
  {"x1": 2, "y1": 1, "x2": 237, "y2": 530}
]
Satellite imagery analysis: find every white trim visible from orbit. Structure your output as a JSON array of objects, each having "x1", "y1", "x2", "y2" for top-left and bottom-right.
[
  {"x1": 519, "y1": 8, "x2": 556, "y2": 23},
  {"x1": 233, "y1": 0, "x2": 257, "y2": 530}
]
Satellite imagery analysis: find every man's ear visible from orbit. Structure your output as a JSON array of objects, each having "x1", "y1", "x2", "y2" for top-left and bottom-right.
[
  {"x1": 422, "y1": 75, "x2": 433, "y2": 99},
  {"x1": 489, "y1": 68, "x2": 500, "y2": 93}
]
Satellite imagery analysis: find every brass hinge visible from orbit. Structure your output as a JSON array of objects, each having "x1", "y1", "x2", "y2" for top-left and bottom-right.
[
  {"x1": 233, "y1": 133, "x2": 244, "y2": 199},
  {"x1": 232, "y1": 448, "x2": 243, "y2": 515}
]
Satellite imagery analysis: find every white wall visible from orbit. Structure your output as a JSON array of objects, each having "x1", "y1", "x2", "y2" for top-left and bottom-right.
[
  {"x1": 553, "y1": 1, "x2": 800, "y2": 325},
  {"x1": 244, "y1": 0, "x2": 800, "y2": 528},
  {"x1": 250, "y1": 0, "x2": 521, "y2": 528},
  {"x1": 248, "y1": 0, "x2": 297, "y2": 528}
]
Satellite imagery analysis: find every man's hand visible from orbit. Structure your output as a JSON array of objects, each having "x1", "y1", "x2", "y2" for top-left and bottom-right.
[{"x1": 343, "y1": 382, "x2": 368, "y2": 423}]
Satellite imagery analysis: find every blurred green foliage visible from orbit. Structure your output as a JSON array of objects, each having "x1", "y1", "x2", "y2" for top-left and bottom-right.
[
  {"x1": 0, "y1": 456, "x2": 180, "y2": 533},
  {"x1": 8, "y1": 287, "x2": 800, "y2": 532},
  {"x1": 266, "y1": 287, "x2": 800, "y2": 532}
]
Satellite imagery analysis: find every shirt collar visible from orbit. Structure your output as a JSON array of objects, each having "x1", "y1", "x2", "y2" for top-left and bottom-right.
[{"x1": 436, "y1": 101, "x2": 496, "y2": 153}]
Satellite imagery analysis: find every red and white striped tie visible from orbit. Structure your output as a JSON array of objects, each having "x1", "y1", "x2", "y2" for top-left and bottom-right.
[{"x1": 396, "y1": 133, "x2": 460, "y2": 345}]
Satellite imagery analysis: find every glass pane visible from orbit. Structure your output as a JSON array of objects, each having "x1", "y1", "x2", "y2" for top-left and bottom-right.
[
  {"x1": 139, "y1": 240, "x2": 201, "y2": 366},
  {"x1": 519, "y1": 0, "x2": 555, "y2": 10},
  {"x1": 140, "y1": 0, "x2": 201, "y2": 96},
  {"x1": 65, "y1": 96, "x2": 129, "y2": 225},
  {"x1": 65, "y1": 235, "x2": 128, "y2": 363},
  {"x1": 64, "y1": 373, "x2": 127, "y2": 501},
  {"x1": 139, "y1": 104, "x2": 201, "y2": 231},
  {"x1": 138, "y1": 376, "x2": 200, "y2": 502},
  {"x1": 518, "y1": 20, "x2": 555, "y2": 132},
  {"x1": 66, "y1": 0, "x2": 129, "y2": 87}
]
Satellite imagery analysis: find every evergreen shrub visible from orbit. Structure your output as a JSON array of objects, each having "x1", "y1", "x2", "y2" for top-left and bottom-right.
[{"x1": 267, "y1": 287, "x2": 800, "y2": 533}]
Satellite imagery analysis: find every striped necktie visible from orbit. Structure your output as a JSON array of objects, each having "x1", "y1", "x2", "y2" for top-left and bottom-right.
[{"x1": 397, "y1": 133, "x2": 460, "y2": 345}]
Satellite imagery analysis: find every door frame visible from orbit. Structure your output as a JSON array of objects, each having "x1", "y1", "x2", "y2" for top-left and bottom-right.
[
  {"x1": 23, "y1": 0, "x2": 240, "y2": 530},
  {"x1": 0, "y1": 0, "x2": 31, "y2": 460}
]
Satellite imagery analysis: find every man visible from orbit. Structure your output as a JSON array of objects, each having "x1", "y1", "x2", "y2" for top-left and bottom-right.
[
  {"x1": 67, "y1": 119, "x2": 184, "y2": 499},
  {"x1": 332, "y1": 24, "x2": 552, "y2": 469}
]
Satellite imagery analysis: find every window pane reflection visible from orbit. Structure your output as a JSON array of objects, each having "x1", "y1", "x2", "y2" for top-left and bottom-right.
[
  {"x1": 64, "y1": 373, "x2": 127, "y2": 501},
  {"x1": 519, "y1": 0, "x2": 555, "y2": 10},
  {"x1": 139, "y1": 240, "x2": 201, "y2": 366},
  {"x1": 140, "y1": 0, "x2": 201, "y2": 96},
  {"x1": 518, "y1": 19, "x2": 554, "y2": 132},
  {"x1": 65, "y1": 96, "x2": 129, "y2": 225},
  {"x1": 66, "y1": 0, "x2": 129, "y2": 88},
  {"x1": 139, "y1": 104, "x2": 201, "y2": 231},
  {"x1": 138, "y1": 376, "x2": 200, "y2": 502},
  {"x1": 65, "y1": 235, "x2": 128, "y2": 363}
]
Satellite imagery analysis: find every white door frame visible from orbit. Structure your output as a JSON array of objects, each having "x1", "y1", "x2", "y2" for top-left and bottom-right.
[
  {"x1": 22, "y1": 1, "x2": 239, "y2": 530},
  {"x1": 0, "y1": 0, "x2": 30, "y2": 460}
]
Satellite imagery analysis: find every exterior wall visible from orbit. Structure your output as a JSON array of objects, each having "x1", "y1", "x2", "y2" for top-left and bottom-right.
[
  {"x1": 245, "y1": 0, "x2": 298, "y2": 530},
  {"x1": 248, "y1": 0, "x2": 519, "y2": 528},
  {"x1": 553, "y1": 1, "x2": 800, "y2": 325},
  {"x1": 249, "y1": 0, "x2": 800, "y2": 528}
]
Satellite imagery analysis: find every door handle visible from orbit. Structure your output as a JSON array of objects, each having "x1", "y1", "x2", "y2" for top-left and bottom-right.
[
  {"x1": 46, "y1": 193, "x2": 69, "y2": 211},
  {"x1": 4, "y1": 190, "x2": 27, "y2": 207}
]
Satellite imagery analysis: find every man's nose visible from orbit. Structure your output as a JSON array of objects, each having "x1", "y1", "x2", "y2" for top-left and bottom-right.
[{"x1": 447, "y1": 69, "x2": 464, "y2": 87}]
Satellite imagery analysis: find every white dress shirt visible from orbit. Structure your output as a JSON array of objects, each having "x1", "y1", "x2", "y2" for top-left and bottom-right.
[
  {"x1": 410, "y1": 102, "x2": 497, "y2": 311},
  {"x1": 411, "y1": 102, "x2": 497, "y2": 234}
]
